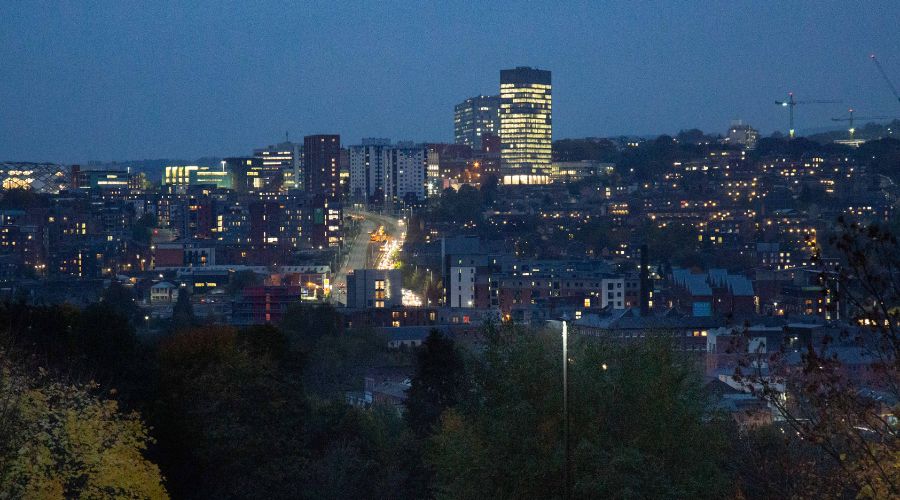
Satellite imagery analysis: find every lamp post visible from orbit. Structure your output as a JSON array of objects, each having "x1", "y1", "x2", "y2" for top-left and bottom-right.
[{"x1": 562, "y1": 320, "x2": 571, "y2": 500}]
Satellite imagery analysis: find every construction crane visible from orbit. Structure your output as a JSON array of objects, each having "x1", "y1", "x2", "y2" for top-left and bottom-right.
[
  {"x1": 871, "y1": 54, "x2": 900, "y2": 104},
  {"x1": 831, "y1": 108, "x2": 891, "y2": 139},
  {"x1": 775, "y1": 92, "x2": 841, "y2": 138}
]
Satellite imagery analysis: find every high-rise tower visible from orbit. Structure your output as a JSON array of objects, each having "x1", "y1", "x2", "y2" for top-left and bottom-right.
[
  {"x1": 454, "y1": 95, "x2": 500, "y2": 151},
  {"x1": 499, "y1": 67, "x2": 552, "y2": 185},
  {"x1": 303, "y1": 135, "x2": 341, "y2": 199}
]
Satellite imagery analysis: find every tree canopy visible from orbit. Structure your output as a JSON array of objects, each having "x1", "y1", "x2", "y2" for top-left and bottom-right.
[{"x1": 428, "y1": 327, "x2": 733, "y2": 499}]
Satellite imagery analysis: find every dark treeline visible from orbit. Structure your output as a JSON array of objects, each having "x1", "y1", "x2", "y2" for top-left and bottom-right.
[{"x1": 0, "y1": 290, "x2": 862, "y2": 498}]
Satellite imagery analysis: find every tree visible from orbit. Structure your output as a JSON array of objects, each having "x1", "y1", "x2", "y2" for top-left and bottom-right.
[
  {"x1": 227, "y1": 269, "x2": 261, "y2": 295},
  {"x1": 0, "y1": 360, "x2": 167, "y2": 499},
  {"x1": 0, "y1": 301, "x2": 140, "y2": 391},
  {"x1": 73, "y1": 303, "x2": 138, "y2": 381},
  {"x1": 171, "y1": 287, "x2": 195, "y2": 330},
  {"x1": 676, "y1": 128, "x2": 710, "y2": 145},
  {"x1": 480, "y1": 174, "x2": 499, "y2": 207},
  {"x1": 405, "y1": 330, "x2": 466, "y2": 437},
  {"x1": 431, "y1": 185, "x2": 484, "y2": 226},
  {"x1": 280, "y1": 303, "x2": 344, "y2": 350},
  {"x1": 738, "y1": 219, "x2": 900, "y2": 497},
  {"x1": 302, "y1": 327, "x2": 401, "y2": 398},
  {"x1": 131, "y1": 213, "x2": 158, "y2": 244},
  {"x1": 428, "y1": 326, "x2": 732, "y2": 499},
  {"x1": 301, "y1": 401, "x2": 428, "y2": 499},
  {"x1": 154, "y1": 325, "x2": 307, "y2": 499},
  {"x1": 731, "y1": 425, "x2": 847, "y2": 499},
  {"x1": 101, "y1": 280, "x2": 141, "y2": 324}
]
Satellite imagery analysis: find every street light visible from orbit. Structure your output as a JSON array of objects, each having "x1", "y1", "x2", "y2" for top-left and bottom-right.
[{"x1": 562, "y1": 320, "x2": 571, "y2": 500}]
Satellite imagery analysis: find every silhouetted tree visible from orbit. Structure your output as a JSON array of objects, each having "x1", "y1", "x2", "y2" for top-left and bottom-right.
[
  {"x1": 101, "y1": 279, "x2": 141, "y2": 324},
  {"x1": 171, "y1": 287, "x2": 195, "y2": 330},
  {"x1": 280, "y1": 304, "x2": 343, "y2": 349},
  {"x1": 405, "y1": 330, "x2": 466, "y2": 437},
  {"x1": 738, "y1": 218, "x2": 900, "y2": 497}
]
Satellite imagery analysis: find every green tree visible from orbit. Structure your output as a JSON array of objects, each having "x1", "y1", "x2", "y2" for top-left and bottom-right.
[
  {"x1": 428, "y1": 327, "x2": 732, "y2": 499},
  {"x1": 405, "y1": 330, "x2": 466, "y2": 437},
  {"x1": 171, "y1": 287, "x2": 195, "y2": 330},
  {"x1": 73, "y1": 303, "x2": 138, "y2": 380},
  {"x1": 154, "y1": 325, "x2": 307, "y2": 499},
  {"x1": 227, "y1": 269, "x2": 261, "y2": 295},
  {"x1": 301, "y1": 401, "x2": 428, "y2": 499},
  {"x1": 302, "y1": 327, "x2": 401, "y2": 397},
  {"x1": 131, "y1": 213, "x2": 158, "y2": 244},
  {"x1": 280, "y1": 303, "x2": 344, "y2": 350},
  {"x1": 101, "y1": 280, "x2": 141, "y2": 324}
]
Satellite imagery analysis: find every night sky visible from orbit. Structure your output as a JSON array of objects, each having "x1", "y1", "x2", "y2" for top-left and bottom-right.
[{"x1": 2, "y1": 0, "x2": 900, "y2": 163}]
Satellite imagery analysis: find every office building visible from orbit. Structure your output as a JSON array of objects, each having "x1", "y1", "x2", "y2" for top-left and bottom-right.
[
  {"x1": 339, "y1": 148, "x2": 350, "y2": 197},
  {"x1": 454, "y1": 95, "x2": 500, "y2": 151},
  {"x1": 426, "y1": 146, "x2": 443, "y2": 197},
  {"x1": 349, "y1": 140, "x2": 427, "y2": 207},
  {"x1": 384, "y1": 143, "x2": 427, "y2": 207},
  {"x1": 73, "y1": 168, "x2": 133, "y2": 197},
  {"x1": 0, "y1": 163, "x2": 70, "y2": 193},
  {"x1": 253, "y1": 142, "x2": 300, "y2": 191},
  {"x1": 346, "y1": 268, "x2": 402, "y2": 309},
  {"x1": 163, "y1": 165, "x2": 232, "y2": 189},
  {"x1": 221, "y1": 157, "x2": 263, "y2": 193},
  {"x1": 550, "y1": 161, "x2": 614, "y2": 182},
  {"x1": 499, "y1": 66, "x2": 552, "y2": 185},
  {"x1": 303, "y1": 134, "x2": 341, "y2": 199},
  {"x1": 724, "y1": 120, "x2": 759, "y2": 150},
  {"x1": 349, "y1": 138, "x2": 391, "y2": 203}
]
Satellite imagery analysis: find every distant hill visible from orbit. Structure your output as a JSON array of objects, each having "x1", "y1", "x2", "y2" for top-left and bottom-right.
[{"x1": 805, "y1": 119, "x2": 900, "y2": 144}]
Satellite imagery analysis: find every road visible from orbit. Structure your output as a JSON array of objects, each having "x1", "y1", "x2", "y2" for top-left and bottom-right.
[{"x1": 331, "y1": 210, "x2": 403, "y2": 305}]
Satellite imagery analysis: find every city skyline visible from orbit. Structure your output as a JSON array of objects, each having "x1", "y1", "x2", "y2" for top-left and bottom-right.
[
  {"x1": 3, "y1": 4, "x2": 900, "y2": 496},
  {"x1": 2, "y1": 1, "x2": 900, "y2": 163}
]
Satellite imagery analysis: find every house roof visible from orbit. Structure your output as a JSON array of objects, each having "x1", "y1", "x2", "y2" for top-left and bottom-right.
[
  {"x1": 575, "y1": 311, "x2": 723, "y2": 330},
  {"x1": 726, "y1": 275, "x2": 754, "y2": 296},
  {"x1": 673, "y1": 269, "x2": 712, "y2": 296},
  {"x1": 708, "y1": 268, "x2": 728, "y2": 287}
]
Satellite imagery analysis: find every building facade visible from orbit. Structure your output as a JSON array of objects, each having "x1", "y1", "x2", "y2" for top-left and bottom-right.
[
  {"x1": 724, "y1": 121, "x2": 759, "y2": 150},
  {"x1": 384, "y1": 144, "x2": 427, "y2": 207},
  {"x1": 499, "y1": 67, "x2": 552, "y2": 185},
  {"x1": 0, "y1": 163, "x2": 70, "y2": 193},
  {"x1": 349, "y1": 140, "x2": 426, "y2": 207},
  {"x1": 346, "y1": 268, "x2": 402, "y2": 309},
  {"x1": 348, "y1": 138, "x2": 391, "y2": 203},
  {"x1": 253, "y1": 142, "x2": 300, "y2": 191},
  {"x1": 163, "y1": 165, "x2": 232, "y2": 189},
  {"x1": 303, "y1": 135, "x2": 341, "y2": 199},
  {"x1": 454, "y1": 95, "x2": 500, "y2": 151}
]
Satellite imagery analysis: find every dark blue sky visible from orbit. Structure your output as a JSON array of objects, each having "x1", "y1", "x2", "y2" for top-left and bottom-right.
[{"x1": 2, "y1": 1, "x2": 899, "y2": 163}]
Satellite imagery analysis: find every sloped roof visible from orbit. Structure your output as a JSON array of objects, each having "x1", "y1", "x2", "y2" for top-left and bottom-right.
[
  {"x1": 726, "y1": 275, "x2": 754, "y2": 296},
  {"x1": 673, "y1": 269, "x2": 713, "y2": 296},
  {"x1": 708, "y1": 269, "x2": 728, "y2": 287}
]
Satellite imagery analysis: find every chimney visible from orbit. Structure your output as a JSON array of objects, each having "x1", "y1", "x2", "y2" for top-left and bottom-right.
[{"x1": 640, "y1": 244, "x2": 650, "y2": 316}]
